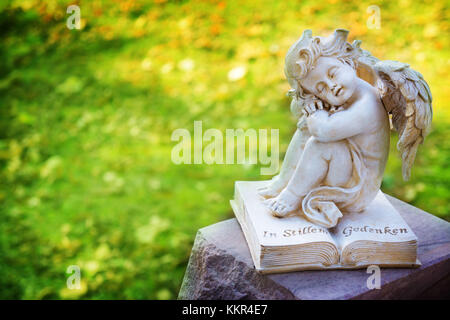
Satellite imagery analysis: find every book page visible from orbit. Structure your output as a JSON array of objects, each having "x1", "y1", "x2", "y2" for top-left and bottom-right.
[
  {"x1": 236, "y1": 181, "x2": 337, "y2": 247},
  {"x1": 333, "y1": 191, "x2": 418, "y2": 250}
]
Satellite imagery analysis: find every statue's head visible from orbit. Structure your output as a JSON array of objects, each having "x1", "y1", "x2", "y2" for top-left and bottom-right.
[{"x1": 285, "y1": 29, "x2": 360, "y2": 113}]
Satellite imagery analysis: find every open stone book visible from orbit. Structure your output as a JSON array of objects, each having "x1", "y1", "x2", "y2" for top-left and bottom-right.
[{"x1": 231, "y1": 181, "x2": 420, "y2": 274}]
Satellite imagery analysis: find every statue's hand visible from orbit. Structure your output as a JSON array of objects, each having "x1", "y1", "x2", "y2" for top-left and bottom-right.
[
  {"x1": 328, "y1": 105, "x2": 345, "y2": 115},
  {"x1": 257, "y1": 175, "x2": 288, "y2": 199},
  {"x1": 303, "y1": 99, "x2": 330, "y2": 116}
]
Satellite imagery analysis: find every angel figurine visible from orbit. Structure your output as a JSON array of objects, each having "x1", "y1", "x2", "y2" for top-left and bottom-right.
[{"x1": 259, "y1": 29, "x2": 432, "y2": 228}]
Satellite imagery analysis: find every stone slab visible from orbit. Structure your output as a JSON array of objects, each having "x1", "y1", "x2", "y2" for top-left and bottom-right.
[{"x1": 178, "y1": 195, "x2": 450, "y2": 300}]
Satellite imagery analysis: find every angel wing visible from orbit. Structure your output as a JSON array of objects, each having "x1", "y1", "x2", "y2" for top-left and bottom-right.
[
  {"x1": 374, "y1": 61, "x2": 433, "y2": 180},
  {"x1": 353, "y1": 42, "x2": 433, "y2": 181}
]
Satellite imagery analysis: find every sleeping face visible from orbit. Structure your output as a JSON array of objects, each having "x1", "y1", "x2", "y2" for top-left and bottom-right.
[{"x1": 300, "y1": 56, "x2": 358, "y2": 106}]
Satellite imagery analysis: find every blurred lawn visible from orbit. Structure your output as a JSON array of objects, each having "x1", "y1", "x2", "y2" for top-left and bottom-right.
[{"x1": 0, "y1": 0, "x2": 449, "y2": 299}]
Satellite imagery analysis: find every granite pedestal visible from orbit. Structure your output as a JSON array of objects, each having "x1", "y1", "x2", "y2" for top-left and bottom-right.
[{"x1": 178, "y1": 195, "x2": 450, "y2": 300}]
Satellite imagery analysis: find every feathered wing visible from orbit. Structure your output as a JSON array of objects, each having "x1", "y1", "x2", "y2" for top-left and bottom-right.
[
  {"x1": 374, "y1": 60, "x2": 433, "y2": 180},
  {"x1": 352, "y1": 41, "x2": 433, "y2": 181}
]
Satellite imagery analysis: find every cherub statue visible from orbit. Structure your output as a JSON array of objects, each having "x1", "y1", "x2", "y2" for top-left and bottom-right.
[{"x1": 259, "y1": 29, "x2": 432, "y2": 228}]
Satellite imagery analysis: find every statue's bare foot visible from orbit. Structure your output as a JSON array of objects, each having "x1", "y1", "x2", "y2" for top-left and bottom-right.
[
  {"x1": 263, "y1": 188, "x2": 302, "y2": 217},
  {"x1": 257, "y1": 176, "x2": 287, "y2": 198}
]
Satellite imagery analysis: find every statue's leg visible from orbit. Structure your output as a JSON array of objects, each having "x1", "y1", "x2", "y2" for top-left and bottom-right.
[
  {"x1": 264, "y1": 137, "x2": 352, "y2": 216},
  {"x1": 258, "y1": 126, "x2": 310, "y2": 198}
]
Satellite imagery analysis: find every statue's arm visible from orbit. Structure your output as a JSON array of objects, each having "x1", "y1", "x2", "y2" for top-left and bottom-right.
[{"x1": 307, "y1": 103, "x2": 376, "y2": 142}]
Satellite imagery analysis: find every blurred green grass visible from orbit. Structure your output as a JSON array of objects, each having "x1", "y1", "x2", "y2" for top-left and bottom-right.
[{"x1": 0, "y1": 0, "x2": 449, "y2": 299}]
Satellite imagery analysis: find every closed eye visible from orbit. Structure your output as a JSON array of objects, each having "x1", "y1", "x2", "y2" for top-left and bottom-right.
[
  {"x1": 316, "y1": 82, "x2": 325, "y2": 94},
  {"x1": 328, "y1": 66, "x2": 338, "y2": 79}
]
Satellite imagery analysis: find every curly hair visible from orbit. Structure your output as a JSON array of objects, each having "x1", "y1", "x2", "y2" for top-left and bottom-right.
[{"x1": 285, "y1": 29, "x2": 360, "y2": 117}]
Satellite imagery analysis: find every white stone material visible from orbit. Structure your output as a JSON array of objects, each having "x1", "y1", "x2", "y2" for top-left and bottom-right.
[
  {"x1": 259, "y1": 29, "x2": 433, "y2": 228},
  {"x1": 233, "y1": 180, "x2": 419, "y2": 273}
]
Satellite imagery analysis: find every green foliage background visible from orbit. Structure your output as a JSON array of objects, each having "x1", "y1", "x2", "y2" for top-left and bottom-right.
[{"x1": 0, "y1": 0, "x2": 448, "y2": 299}]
